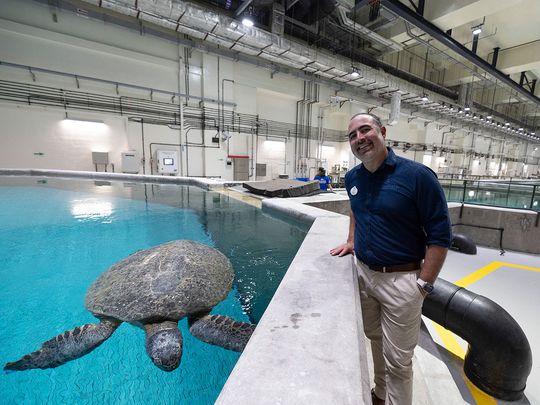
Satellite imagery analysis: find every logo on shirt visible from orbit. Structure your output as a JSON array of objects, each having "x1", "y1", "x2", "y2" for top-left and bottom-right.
[{"x1": 350, "y1": 186, "x2": 358, "y2": 196}]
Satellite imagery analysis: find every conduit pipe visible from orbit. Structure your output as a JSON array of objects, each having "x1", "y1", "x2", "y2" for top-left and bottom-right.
[{"x1": 422, "y1": 278, "x2": 532, "y2": 401}]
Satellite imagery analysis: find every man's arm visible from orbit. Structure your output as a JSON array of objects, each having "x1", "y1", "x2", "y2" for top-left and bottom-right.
[
  {"x1": 417, "y1": 245, "x2": 448, "y2": 295},
  {"x1": 330, "y1": 209, "x2": 355, "y2": 257}
]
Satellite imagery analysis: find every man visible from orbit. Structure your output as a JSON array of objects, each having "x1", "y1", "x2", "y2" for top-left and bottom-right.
[
  {"x1": 330, "y1": 113, "x2": 451, "y2": 405},
  {"x1": 314, "y1": 167, "x2": 333, "y2": 192}
]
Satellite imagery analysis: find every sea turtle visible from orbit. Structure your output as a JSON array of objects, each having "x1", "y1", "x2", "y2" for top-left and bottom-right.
[{"x1": 4, "y1": 240, "x2": 256, "y2": 372}]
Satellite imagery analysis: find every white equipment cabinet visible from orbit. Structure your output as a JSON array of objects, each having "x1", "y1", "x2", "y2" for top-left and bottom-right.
[
  {"x1": 121, "y1": 151, "x2": 140, "y2": 174},
  {"x1": 156, "y1": 150, "x2": 179, "y2": 175}
]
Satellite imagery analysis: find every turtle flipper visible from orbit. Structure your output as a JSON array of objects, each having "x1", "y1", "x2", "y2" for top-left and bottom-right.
[
  {"x1": 189, "y1": 315, "x2": 256, "y2": 352},
  {"x1": 4, "y1": 318, "x2": 120, "y2": 372}
]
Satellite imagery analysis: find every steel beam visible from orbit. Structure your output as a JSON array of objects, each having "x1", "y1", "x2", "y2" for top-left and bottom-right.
[{"x1": 380, "y1": 0, "x2": 540, "y2": 106}]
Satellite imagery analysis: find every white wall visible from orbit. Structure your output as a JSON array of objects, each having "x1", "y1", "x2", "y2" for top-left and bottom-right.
[{"x1": 0, "y1": 0, "x2": 537, "y2": 179}]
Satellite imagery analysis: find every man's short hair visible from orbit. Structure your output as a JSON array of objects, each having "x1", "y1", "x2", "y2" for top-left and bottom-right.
[{"x1": 350, "y1": 112, "x2": 383, "y2": 128}]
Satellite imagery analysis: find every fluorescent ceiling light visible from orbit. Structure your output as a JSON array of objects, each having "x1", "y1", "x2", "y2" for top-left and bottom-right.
[
  {"x1": 486, "y1": 115, "x2": 492, "y2": 119},
  {"x1": 64, "y1": 117, "x2": 104, "y2": 124},
  {"x1": 242, "y1": 17, "x2": 254, "y2": 27}
]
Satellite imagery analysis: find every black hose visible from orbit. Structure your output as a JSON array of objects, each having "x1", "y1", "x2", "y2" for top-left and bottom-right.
[{"x1": 422, "y1": 278, "x2": 532, "y2": 401}]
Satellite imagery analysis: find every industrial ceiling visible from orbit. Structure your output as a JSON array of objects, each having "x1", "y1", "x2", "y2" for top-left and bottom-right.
[{"x1": 32, "y1": 0, "x2": 540, "y2": 144}]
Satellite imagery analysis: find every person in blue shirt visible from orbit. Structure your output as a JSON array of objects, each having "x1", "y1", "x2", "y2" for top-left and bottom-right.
[
  {"x1": 314, "y1": 167, "x2": 333, "y2": 192},
  {"x1": 330, "y1": 113, "x2": 451, "y2": 405}
]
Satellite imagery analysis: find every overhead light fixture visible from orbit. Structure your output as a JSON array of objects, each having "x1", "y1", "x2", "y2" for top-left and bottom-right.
[
  {"x1": 464, "y1": 106, "x2": 470, "y2": 111},
  {"x1": 63, "y1": 117, "x2": 104, "y2": 124},
  {"x1": 486, "y1": 115, "x2": 492, "y2": 119},
  {"x1": 241, "y1": 4, "x2": 255, "y2": 27},
  {"x1": 350, "y1": 66, "x2": 360, "y2": 78},
  {"x1": 242, "y1": 16, "x2": 254, "y2": 27},
  {"x1": 471, "y1": 17, "x2": 485, "y2": 36},
  {"x1": 421, "y1": 94, "x2": 429, "y2": 102}
]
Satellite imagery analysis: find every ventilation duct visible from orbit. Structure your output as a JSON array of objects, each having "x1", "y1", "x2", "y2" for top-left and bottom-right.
[
  {"x1": 335, "y1": 5, "x2": 403, "y2": 53},
  {"x1": 388, "y1": 92, "x2": 401, "y2": 125},
  {"x1": 458, "y1": 83, "x2": 472, "y2": 109}
]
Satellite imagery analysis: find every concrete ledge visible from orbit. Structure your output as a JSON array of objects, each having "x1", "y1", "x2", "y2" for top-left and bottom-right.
[
  {"x1": 0, "y1": 168, "x2": 241, "y2": 190},
  {"x1": 216, "y1": 216, "x2": 371, "y2": 405}
]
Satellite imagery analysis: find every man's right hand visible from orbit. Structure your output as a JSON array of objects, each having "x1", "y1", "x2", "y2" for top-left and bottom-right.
[{"x1": 330, "y1": 242, "x2": 354, "y2": 257}]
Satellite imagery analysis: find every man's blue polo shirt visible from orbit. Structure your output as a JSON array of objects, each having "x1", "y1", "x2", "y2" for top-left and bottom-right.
[{"x1": 345, "y1": 148, "x2": 452, "y2": 266}]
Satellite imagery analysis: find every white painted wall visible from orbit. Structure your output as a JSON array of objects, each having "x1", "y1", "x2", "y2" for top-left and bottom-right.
[{"x1": 0, "y1": 0, "x2": 537, "y2": 180}]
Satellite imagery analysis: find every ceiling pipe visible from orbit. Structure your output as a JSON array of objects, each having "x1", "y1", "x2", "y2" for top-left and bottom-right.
[{"x1": 380, "y1": 0, "x2": 540, "y2": 106}]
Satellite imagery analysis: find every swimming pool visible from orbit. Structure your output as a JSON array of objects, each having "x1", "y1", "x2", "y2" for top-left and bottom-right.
[{"x1": 0, "y1": 176, "x2": 309, "y2": 404}]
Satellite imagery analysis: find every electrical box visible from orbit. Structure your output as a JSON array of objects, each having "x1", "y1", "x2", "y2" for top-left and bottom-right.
[
  {"x1": 92, "y1": 152, "x2": 109, "y2": 165},
  {"x1": 156, "y1": 150, "x2": 178, "y2": 175},
  {"x1": 121, "y1": 151, "x2": 140, "y2": 174}
]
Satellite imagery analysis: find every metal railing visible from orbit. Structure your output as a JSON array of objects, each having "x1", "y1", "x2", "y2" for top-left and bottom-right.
[{"x1": 439, "y1": 178, "x2": 539, "y2": 211}]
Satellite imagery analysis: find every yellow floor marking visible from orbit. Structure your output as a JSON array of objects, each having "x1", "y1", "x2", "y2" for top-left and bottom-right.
[
  {"x1": 215, "y1": 189, "x2": 262, "y2": 209},
  {"x1": 432, "y1": 323, "x2": 466, "y2": 359},
  {"x1": 431, "y1": 260, "x2": 540, "y2": 404},
  {"x1": 454, "y1": 262, "x2": 502, "y2": 287},
  {"x1": 455, "y1": 261, "x2": 540, "y2": 288},
  {"x1": 431, "y1": 323, "x2": 497, "y2": 405},
  {"x1": 464, "y1": 379, "x2": 499, "y2": 405}
]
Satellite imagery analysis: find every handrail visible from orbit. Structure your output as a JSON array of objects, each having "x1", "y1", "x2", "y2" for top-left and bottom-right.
[{"x1": 440, "y1": 179, "x2": 540, "y2": 211}]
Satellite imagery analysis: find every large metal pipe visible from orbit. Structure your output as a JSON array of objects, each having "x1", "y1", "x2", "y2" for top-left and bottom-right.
[{"x1": 422, "y1": 278, "x2": 532, "y2": 401}]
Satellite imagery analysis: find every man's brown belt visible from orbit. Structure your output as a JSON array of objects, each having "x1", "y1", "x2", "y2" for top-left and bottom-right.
[{"x1": 366, "y1": 261, "x2": 422, "y2": 273}]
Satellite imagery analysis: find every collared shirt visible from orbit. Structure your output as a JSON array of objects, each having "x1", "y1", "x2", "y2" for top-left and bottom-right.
[
  {"x1": 314, "y1": 175, "x2": 331, "y2": 191},
  {"x1": 345, "y1": 148, "x2": 452, "y2": 266}
]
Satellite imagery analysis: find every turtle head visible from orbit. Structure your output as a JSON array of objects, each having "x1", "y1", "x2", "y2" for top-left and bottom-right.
[{"x1": 144, "y1": 321, "x2": 183, "y2": 372}]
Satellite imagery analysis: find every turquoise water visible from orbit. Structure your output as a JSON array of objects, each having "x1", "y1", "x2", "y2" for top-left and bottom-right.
[{"x1": 0, "y1": 177, "x2": 308, "y2": 404}]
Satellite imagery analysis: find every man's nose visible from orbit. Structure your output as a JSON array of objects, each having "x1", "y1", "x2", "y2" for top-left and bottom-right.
[{"x1": 352, "y1": 130, "x2": 366, "y2": 142}]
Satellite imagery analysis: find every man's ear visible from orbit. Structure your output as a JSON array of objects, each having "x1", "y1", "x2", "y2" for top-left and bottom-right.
[{"x1": 380, "y1": 126, "x2": 387, "y2": 138}]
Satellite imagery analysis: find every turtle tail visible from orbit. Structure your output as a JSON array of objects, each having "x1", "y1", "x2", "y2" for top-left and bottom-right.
[
  {"x1": 189, "y1": 315, "x2": 256, "y2": 352},
  {"x1": 4, "y1": 318, "x2": 121, "y2": 372}
]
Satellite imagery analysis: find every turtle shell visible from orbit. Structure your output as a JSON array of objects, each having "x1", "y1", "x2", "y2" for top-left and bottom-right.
[{"x1": 85, "y1": 240, "x2": 233, "y2": 323}]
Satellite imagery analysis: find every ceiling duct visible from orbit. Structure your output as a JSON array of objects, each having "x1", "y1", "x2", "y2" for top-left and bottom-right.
[
  {"x1": 335, "y1": 5, "x2": 402, "y2": 54},
  {"x1": 388, "y1": 92, "x2": 401, "y2": 126},
  {"x1": 458, "y1": 83, "x2": 472, "y2": 109}
]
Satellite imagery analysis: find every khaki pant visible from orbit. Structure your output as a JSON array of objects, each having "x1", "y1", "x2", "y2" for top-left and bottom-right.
[{"x1": 356, "y1": 258, "x2": 424, "y2": 405}]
